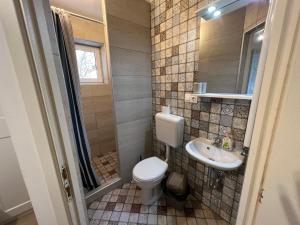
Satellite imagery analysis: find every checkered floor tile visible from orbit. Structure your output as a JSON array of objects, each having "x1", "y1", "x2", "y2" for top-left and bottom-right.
[
  {"x1": 92, "y1": 152, "x2": 119, "y2": 186},
  {"x1": 88, "y1": 182, "x2": 229, "y2": 225}
]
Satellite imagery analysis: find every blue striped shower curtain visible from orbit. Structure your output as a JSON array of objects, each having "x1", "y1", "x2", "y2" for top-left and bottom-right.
[{"x1": 52, "y1": 9, "x2": 99, "y2": 191}]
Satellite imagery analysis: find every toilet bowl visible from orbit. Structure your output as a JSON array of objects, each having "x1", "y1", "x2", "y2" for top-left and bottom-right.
[
  {"x1": 132, "y1": 112, "x2": 184, "y2": 205},
  {"x1": 133, "y1": 157, "x2": 168, "y2": 205}
]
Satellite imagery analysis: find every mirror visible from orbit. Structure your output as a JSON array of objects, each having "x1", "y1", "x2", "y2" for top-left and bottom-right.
[{"x1": 195, "y1": 0, "x2": 269, "y2": 95}]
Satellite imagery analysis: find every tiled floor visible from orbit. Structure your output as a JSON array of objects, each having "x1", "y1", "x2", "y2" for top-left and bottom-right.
[
  {"x1": 92, "y1": 152, "x2": 119, "y2": 186},
  {"x1": 88, "y1": 182, "x2": 229, "y2": 225},
  {"x1": 5, "y1": 211, "x2": 38, "y2": 225}
]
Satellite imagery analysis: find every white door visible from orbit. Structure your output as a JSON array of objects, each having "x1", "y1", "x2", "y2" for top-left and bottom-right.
[
  {"x1": 18, "y1": 1, "x2": 89, "y2": 225},
  {"x1": 253, "y1": 16, "x2": 300, "y2": 225}
]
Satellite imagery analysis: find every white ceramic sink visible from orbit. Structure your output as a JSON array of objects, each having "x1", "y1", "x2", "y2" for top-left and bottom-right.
[{"x1": 185, "y1": 137, "x2": 244, "y2": 171}]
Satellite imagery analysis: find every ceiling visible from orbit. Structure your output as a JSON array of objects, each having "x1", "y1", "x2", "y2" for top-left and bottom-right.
[{"x1": 50, "y1": 0, "x2": 103, "y2": 21}]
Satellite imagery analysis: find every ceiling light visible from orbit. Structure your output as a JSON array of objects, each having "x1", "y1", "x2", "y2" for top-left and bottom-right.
[
  {"x1": 257, "y1": 34, "x2": 264, "y2": 42},
  {"x1": 207, "y1": 6, "x2": 216, "y2": 13},
  {"x1": 213, "y1": 10, "x2": 221, "y2": 17}
]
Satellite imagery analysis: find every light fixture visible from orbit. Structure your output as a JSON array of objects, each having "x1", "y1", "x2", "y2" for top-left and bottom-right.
[
  {"x1": 213, "y1": 10, "x2": 221, "y2": 17},
  {"x1": 257, "y1": 34, "x2": 264, "y2": 42},
  {"x1": 207, "y1": 6, "x2": 216, "y2": 13}
]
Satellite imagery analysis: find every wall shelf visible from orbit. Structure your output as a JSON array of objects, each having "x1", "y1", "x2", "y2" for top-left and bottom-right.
[{"x1": 193, "y1": 93, "x2": 252, "y2": 100}]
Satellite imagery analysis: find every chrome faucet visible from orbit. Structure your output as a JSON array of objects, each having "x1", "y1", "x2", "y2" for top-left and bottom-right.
[{"x1": 213, "y1": 137, "x2": 222, "y2": 147}]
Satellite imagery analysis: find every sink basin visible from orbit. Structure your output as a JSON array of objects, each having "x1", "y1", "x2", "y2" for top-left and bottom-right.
[{"x1": 185, "y1": 137, "x2": 244, "y2": 171}]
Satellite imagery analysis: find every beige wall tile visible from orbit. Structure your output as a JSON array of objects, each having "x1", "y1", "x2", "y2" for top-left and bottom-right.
[
  {"x1": 69, "y1": 15, "x2": 106, "y2": 43},
  {"x1": 80, "y1": 85, "x2": 116, "y2": 156},
  {"x1": 112, "y1": 76, "x2": 152, "y2": 101},
  {"x1": 107, "y1": 15, "x2": 151, "y2": 53},
  {"x1": 93, "y1": 96, "x2": 114, "y2": 113},
  {"x1": 83, "y1": 114, "x2": 98, "y2": 130},
  {"x1": 115, "y1": 98, "x2": 152, "y2": 124},
  {"x1": 110, "y1": 47, "x2": 151, "y2": 76},
  {"x1": 105, "y1": 0, "x2": 151, "y2": 28}
]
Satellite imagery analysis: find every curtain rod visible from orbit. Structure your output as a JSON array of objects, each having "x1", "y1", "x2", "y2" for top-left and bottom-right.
[{"x1": 51, "y1": 6, "x2": 104, "y2": 24}]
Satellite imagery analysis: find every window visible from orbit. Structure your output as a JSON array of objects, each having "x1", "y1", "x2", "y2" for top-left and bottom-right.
[{"x1": 75, "y1": 44, "x2": 104, "y2": 83}]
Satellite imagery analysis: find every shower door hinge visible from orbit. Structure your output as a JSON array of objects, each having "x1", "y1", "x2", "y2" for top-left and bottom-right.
[
  {"x1": 258, "y1": 187, "x2": 264, "y2": 203},
  {"x1": 61, "y1": 165, "x2": 72, "y2": 201}
]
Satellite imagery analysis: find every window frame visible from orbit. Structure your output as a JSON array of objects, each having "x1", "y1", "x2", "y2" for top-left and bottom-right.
[{"x1": 75, "y1": 40, "x2": 105, "y2": 84}]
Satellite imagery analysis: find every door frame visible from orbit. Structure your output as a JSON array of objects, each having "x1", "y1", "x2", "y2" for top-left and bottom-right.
[
  {"x1": 236, "y1": 0, "x2": 300, "y2": 224},
  {"x1": 0, "y1": 1, "x2": 75, "y2": 225}
]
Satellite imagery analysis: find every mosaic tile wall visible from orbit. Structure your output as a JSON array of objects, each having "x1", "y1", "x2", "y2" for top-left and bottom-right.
[{"x1": 150, "y1": 0, "x2": 252, "y2": 224}]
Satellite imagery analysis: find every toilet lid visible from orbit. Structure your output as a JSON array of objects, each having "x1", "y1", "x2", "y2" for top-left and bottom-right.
[{"x1": 133, "y1": 157, "x2": 168, "y2": 182}]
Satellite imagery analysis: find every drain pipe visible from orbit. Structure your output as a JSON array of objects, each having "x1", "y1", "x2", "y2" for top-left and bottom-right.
[{"x1": 165, "y1": 144, "x2": 170, "y2": 163}]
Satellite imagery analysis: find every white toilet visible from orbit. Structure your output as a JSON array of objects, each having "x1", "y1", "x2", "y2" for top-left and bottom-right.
[{"x1": 133, "y1": 112, "x2": 184, "y2": 205}]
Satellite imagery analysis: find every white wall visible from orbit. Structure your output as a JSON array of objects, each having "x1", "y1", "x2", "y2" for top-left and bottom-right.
[{"x1": 0, "y1": 105, "x2": 31, "y2": 223}]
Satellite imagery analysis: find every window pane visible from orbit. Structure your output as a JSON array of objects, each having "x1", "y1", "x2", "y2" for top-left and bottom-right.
[{"x1": 76, "y1": 49, "x2": 98, "y2": 79}]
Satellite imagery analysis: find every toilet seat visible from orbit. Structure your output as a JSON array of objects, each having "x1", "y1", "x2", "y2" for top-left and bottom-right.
[{"x1": 133, "y1": 157, "x2": 168, "y2": 183}]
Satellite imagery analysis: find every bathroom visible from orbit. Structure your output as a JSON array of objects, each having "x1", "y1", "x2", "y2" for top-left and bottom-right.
[{"x1": 0, "y1": 0, "x2": 299, "y2": 225}]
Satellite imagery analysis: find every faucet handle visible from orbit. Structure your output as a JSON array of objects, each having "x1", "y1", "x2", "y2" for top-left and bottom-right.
[{"x1": 213, "y1": 136, "x2": 222, "y2": 147}]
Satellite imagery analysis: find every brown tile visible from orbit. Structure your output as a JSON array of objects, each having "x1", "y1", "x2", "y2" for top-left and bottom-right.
[
  {"x1": 191, "y1": 111, "x2": 200, "y2": 120},
  {"x1": 102, "y1": 161, "x2": 109, "y2": 165},
  {"x1": 105, "y1": 202, "x2": 116, "y2": 211},
  {"x1": 190, "y1": 128, "x2": 199, "y2": 137},
  {"x1": 160, "y1": 67, "x2": 166, "y2": 75},
  {"x1": 108, "y1": 169, "x2": 116, "y2": 176},
  {"x1": 117, "y1": 195, "x2": 127, "y2": 203},
  {"x1": 155, "y1": 25, "x2": 160, "y2": 35},
  {"x1": 166, "y1": 0, "x2": 173, "y2": 10},
  {"x1": 160, "y1": 31, "x2": 166, "y2": 41},
  {"x1": 233, "y1": 105, "x2": 250, "y2": 118},
  {"x1": 157, "y1": 206, "x2": 167, "y2": 215},
  {"x1": 172, "y1": 45, "x2": 179, "y2": 56},
  {"x1": 180, "y1": 0, "x2": 189, "y2": 11},
  {"x1": 189, "y1": 159, "x2": 196, "y2": 168},
  {"x1": 160, "y1": 98, "x2": 166, "y2": 106},
  {"x1": 171, "y1": 83, "x2": 178, "y2": 91},
  {"x1": 130, "y1": 204, "x2": 141, "y2": 213},
  {"x1": 184, "y1": 208, "x2": 195, "y2": 217}
]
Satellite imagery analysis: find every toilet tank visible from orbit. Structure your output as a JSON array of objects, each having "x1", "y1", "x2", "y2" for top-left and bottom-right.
[{"x1": 155, "y1": 112, "x2": 184, "y2": 148}]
